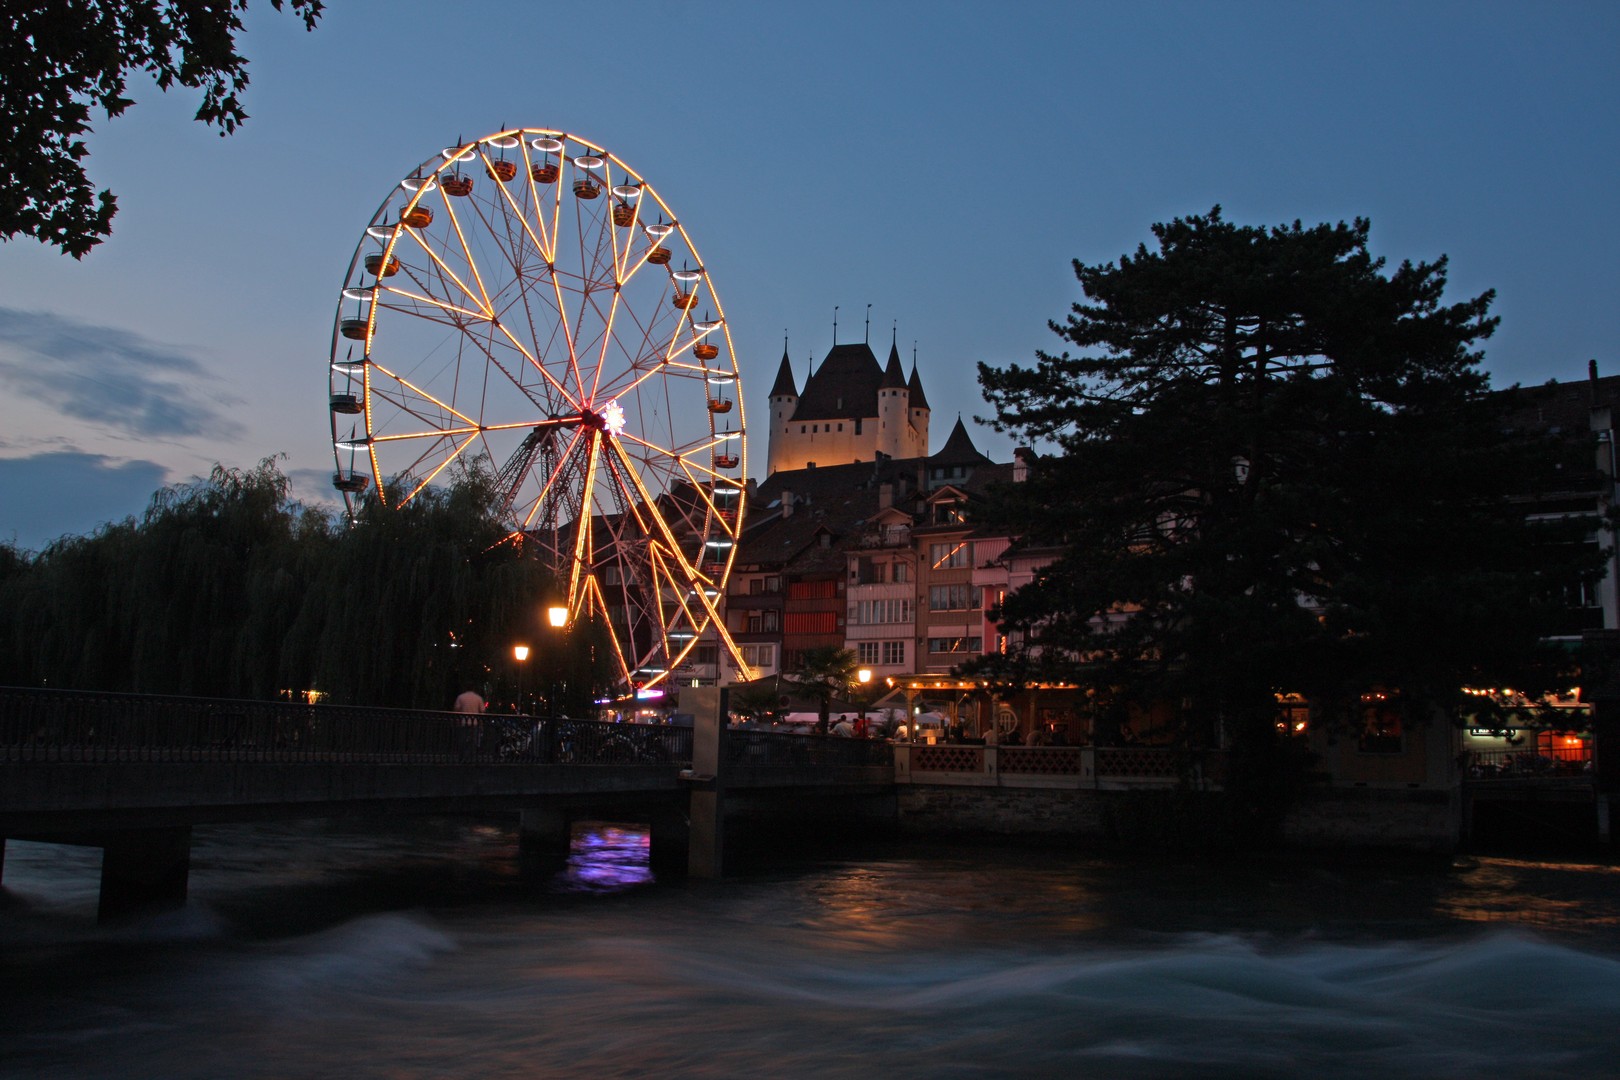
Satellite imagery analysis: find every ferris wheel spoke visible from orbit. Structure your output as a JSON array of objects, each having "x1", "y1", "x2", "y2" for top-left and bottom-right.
[
  {"x1": 396, "y1": 432, "x2": 481, "y2": 505},
  {"x1": 367, "y1": 361, "x2": 482, "y2": 430},
  {"x1": 544, "y1": 257, "x2": 587, "y2": 405},
  {"x1": 378, "y1": 286, "x2": 492, "y2": 325},
  {"x1": 435, "y1": 186, "x2": 497, "y2": 316},
  {"x1": 645, "y1": 546, "x2": 703, "y2": 667},
  {"x1": 487, "y1": 313, "x2": 579, "y2": 411},
  {"x1": 567, "y1": 435, "x2": 606, "y2": 611},
  {"x1": 581, "y1": 573, "x2": 634, "y2": 686},
  {"x1": 393, "y1": 228, "x2": 491, "y2": 321},
  {"x1": 517, "y1": 425, "x2": 587, "y2": 530},
  {"x1": 602, "y1": 437, "x2": 709, "y2": 586},
  {"x1": 479, "y1": 147, "x2": 554, "y2": 274}
]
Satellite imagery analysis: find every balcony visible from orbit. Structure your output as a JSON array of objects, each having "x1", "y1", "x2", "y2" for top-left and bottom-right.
[{"x1": 857, "y1": 527, "x2": 912, "y2": 549}]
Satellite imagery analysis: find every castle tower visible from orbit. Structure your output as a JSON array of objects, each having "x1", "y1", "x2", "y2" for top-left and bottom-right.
[
  {"x1": 766, "y1": 344, "x2": 798, "y2": 476},
  {"x1": 906, "y1": 356, "x2": 931, "y2": 458},
  {"x1": 876, "y1": 336, "x2": 909, "y2": 459},
  {"x1": 762, "y1": 328, "x2": 935, "y2": 475}
]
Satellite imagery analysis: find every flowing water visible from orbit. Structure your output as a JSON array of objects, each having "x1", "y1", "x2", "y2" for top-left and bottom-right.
[{"x1": 4, "y1": 818, "x2": 1620, "y2": 1079}]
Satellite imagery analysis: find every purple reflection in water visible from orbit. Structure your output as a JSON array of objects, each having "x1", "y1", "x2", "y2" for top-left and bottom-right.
[{"x1": 563, "y1": 822, "x2": 654, "y2": 891}]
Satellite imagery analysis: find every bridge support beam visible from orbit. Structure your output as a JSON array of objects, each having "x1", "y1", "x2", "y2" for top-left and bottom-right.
[
  {"x1": 99, "y1": 827, "x2": 191, "y2": 923},
  {"x1": 684, "y1": 687, "x2": 727, "y2": 879},
  {"x1": 647, "y1": 807, "x2": 690, "y2": 876}
]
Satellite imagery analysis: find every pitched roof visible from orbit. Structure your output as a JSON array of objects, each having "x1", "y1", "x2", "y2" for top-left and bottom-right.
[
  {"x1": 1498, "y1": 373, "x2": 1620, "y2": 436},
  {"x1": 791, "y1": 343, "x2": 883, "y2": 421},
  {"x1": 768, "y1": 347, "x2": 798, "y2": 398},
  {"x1": 929, "y1": 417, "x2": 990, "y2": 466}
]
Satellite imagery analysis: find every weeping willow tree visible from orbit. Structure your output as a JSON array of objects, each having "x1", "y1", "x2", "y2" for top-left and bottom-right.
[
  {"x1": 2, "y1": 520, "x2": 139, "y2": 689},
  {"x1": 121, "y1": 458, "x2": 322, "y2": 697},
  {"x1": 0, "y1": 459, "x2": 318, "y2": 695},
  {"x1": 0, "y1": 457, "x2": 580, "y2": 710},
  {"x1": 310, "y1": 465, "x2": 562, "y2": 709}
]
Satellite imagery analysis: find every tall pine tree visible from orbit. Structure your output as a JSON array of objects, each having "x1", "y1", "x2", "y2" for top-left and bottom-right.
[{"x1": 974, "y1": 208, "x2": 1600, "y2": 814}]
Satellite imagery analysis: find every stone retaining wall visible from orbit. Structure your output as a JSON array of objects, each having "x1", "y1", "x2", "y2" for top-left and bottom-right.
[{"x1": 897, "y1": 783, "x2": 1461, "y2": 852}]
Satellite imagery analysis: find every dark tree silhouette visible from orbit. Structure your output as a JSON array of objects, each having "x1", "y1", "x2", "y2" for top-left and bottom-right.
[
  {"x1": 782, "y1": 645, "x2": 861, "y2": 735},
  {"x1": 2, "y1": 0, "x2": 325, "y2": 256},
  {"x1": 973, "y1": 207, "x2": 1604, "y2": 834}
]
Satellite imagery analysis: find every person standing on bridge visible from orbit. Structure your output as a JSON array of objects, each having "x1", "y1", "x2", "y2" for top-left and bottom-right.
[{"x1": 453, "y1": 688, "x2": 486, "y2": 760}]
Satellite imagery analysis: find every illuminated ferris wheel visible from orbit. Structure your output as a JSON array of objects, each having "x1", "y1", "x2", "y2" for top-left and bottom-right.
[{"x1": 327, "y1": 127, "x2": 749, "y2": 690}]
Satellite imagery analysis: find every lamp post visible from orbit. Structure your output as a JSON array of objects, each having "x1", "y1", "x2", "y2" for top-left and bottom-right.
[
  {"x1": 857, "y1": 667, "x2": 872, "y2": 738},
  {"x1": 546, "y1": 605, "x2": 568, "y2": 722},
  {"x1": 513, "y1": 644, "x2": 530, "y2": 713}
]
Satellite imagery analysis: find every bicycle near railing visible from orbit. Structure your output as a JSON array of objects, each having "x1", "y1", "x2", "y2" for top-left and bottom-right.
[{"x1": 482, "y1": 716, "x2": 692, "y2": 765}]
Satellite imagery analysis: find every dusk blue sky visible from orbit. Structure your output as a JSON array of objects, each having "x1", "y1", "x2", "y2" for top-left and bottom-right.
[{"x1": 1, "y1": 0, "x2": 1616, "y2": 552}]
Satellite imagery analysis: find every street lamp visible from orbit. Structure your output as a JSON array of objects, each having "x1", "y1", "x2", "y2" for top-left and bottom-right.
[
  {"x1": 513, "y1": 644, "x2": 530, "y2": 714},
  {"x1": 857, "y1": 668, "x2": 872, "y2": 737},
  {"x1": 545, "y1": 605, "x2": 569, "y2": 721}
]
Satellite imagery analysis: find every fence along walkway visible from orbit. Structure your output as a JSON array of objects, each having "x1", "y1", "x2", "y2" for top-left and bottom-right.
[
  {"x1": 0, "y1": 686, "x2": 694, "y2": 766},
  {"x1": 0, "y1": 687, "x2": 898, "y2": 771},
  {"x1": 896, "y1": 743, "x2": 1228, "y2": 788}
]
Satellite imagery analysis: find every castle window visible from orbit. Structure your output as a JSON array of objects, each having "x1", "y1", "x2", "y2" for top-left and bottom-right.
[
  {"x1": 855, "y1": 419, "x2": 862, "y2": 435},
  {"x1": 800, "y1": 425, "x2": 806, "y2": 434},
  {"x1": 837, "y1": 423, "x2": 843, "y2": 432}
]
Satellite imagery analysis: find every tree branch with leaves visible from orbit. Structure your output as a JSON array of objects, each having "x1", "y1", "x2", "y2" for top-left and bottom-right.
[{"x1": 1, "y1": 0, "x2": 325, "y2": 257}]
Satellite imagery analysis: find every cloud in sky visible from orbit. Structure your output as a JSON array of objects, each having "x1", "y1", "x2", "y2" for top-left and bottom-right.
[
  {"x1": 0, "y1": 452, "x2": 170, "y2": 552},
  {"x1": 285, "y1": 465, "x2": 344, "y2": 516},
  {"x1": 0, "y1": 307, "x2": 238, "y2": 440}
]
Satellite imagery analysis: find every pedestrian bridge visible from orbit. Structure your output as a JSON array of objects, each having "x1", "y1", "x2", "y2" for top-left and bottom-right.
[{"x1": 0, "y1": 687, "x2": 892, "y2": 919}]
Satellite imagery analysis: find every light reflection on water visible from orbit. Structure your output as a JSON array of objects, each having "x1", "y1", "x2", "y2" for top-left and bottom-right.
[
  {"x1": 562, "y1": 822, "x2": 654, "y2": 892},
  {"x1": 4, "y1": 820, "x2": 1620, "y2": 1078}
]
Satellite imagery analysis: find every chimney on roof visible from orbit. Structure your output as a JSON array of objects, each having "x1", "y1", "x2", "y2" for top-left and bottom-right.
[
  {"x1": 1591, "y1": 359, "x2": 1600, "y2": 403},
  {"x1": 878, "y1": 482, "x2": 893, "y2": 510},
  {"x1": 781, "y1": 490, "x2": 795, "y2": 519},
  {"x1": 1013, "y1": 447, "x2": 1034, "y2": 483}
]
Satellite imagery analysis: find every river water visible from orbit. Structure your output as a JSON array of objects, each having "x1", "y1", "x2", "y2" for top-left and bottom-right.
[{"x1": 4, "y1": 818, "x2": 1620, "y2": 1079}]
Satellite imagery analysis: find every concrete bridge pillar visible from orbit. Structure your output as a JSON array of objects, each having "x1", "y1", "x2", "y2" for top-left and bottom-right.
[
  {"x1": 684, "y1": 686, "x2": 727, "y2": 878},
  {"x1": 647, "y1": 807, "x2": 690, "y2": 876},
  {"x1": 98, "y1": 827, "x2": 191, "y2": 922}
]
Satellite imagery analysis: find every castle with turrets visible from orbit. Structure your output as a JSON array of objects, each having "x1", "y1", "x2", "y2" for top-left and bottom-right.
[{"x1": 766, "y1": 335, "x2": 930, "y2": 475}]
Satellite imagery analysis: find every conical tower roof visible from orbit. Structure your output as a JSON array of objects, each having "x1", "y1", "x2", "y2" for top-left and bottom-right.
[
  {"x1": 930, "y1": 416, "x2": 989, "y2": 466},
  {"x1": 880, "y1": 337, "x2": 907, "y2": 389},
  {"x1": 769, "y1": 346, "x2": 798, "y2": 398},
  {"x1": 907, "y1": 359, "x2": 931, "y2": 410}
]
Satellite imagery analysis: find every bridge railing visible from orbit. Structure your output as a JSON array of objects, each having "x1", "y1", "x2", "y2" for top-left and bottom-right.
[
  {"x1": 724, "y1": 729, "x2": 894, "y2": 768},
  {"x1": 0, "y1": 686, "x2": 692, "y2": 766}
]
